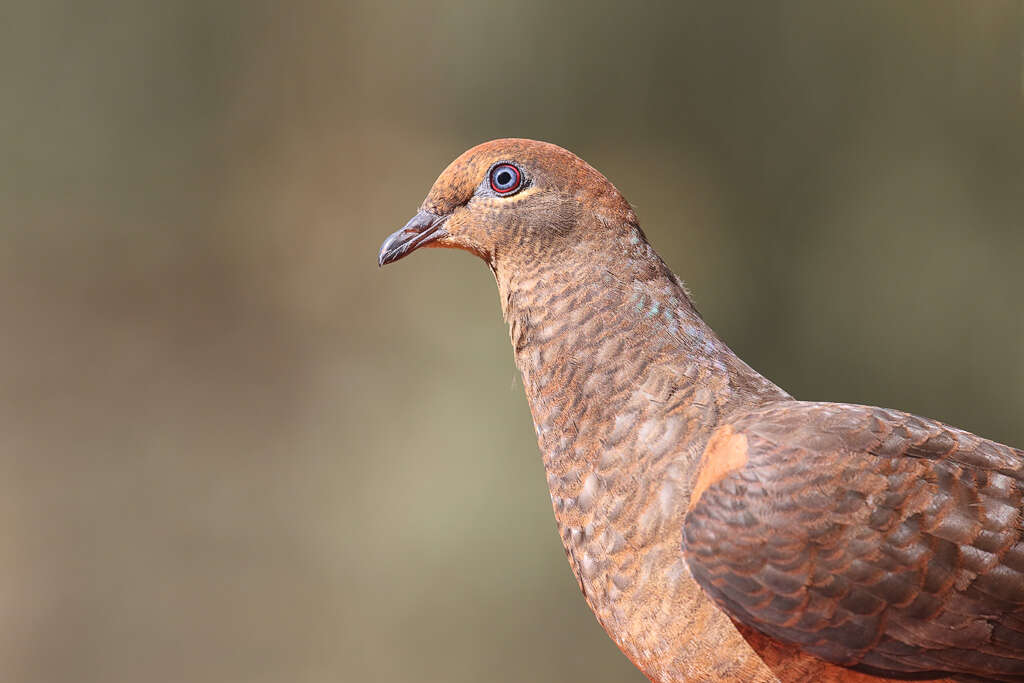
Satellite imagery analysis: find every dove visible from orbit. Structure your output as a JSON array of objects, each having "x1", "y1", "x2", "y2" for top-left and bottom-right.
[{"x1": 378, "y1": 139, "x2": 1024, "y2": 682}]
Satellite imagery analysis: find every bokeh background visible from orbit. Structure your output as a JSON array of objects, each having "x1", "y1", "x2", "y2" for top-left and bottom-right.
[{"x1": 3, "y1": 1, "x2": 1023, "y2": 681}]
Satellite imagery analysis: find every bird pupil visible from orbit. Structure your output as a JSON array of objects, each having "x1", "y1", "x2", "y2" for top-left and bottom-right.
[{"x1": 497, "y1": 171, "x2": 511, "y2": 186}]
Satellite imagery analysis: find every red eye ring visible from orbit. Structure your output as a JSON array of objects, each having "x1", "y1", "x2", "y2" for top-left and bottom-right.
[{"x1": 489, "y1": 163, "x2": 522, "y2": 194}]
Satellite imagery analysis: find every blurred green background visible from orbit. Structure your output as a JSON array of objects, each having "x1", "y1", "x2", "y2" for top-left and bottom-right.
[{"x1": 2, "y1": 1, "x2": 1023, "y2": 681}]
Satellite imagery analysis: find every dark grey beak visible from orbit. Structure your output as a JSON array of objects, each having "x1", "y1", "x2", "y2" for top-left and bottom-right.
[{"x1": 378, "y1": 211, "x2": 448, "y2": 267}]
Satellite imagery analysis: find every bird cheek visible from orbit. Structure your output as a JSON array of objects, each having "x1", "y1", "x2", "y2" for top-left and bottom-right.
[{"x1": 437, "y1": 214, "x2": 493, "y2": 262}]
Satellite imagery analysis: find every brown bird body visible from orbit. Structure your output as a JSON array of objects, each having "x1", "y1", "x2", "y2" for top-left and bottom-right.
[{"x1": 378, "y1": 139, "x2": 1024, "y2": 682}]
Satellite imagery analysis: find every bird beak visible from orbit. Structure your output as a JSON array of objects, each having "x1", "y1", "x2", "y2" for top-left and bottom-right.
[{"x1": 378, "y1": 210, "x2": 449, "y2": 267}]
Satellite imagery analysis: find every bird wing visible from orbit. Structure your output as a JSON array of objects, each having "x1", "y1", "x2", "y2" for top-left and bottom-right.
[{"x1": 682, "y1": 400, "x2": 1024, "y2": 681}]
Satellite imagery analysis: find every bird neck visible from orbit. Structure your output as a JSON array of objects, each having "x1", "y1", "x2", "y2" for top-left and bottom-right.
[
  {"x1": 491, "y1": 232, "x2": 792, "y2": 678},
  {"x1": 493, "y1": 233, "x2": 788, "y2": 477}
]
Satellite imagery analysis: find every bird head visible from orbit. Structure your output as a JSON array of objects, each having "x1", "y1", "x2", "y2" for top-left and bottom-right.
[{"x1": 378, "y1": 139, "x2": 637, "y2": 270}]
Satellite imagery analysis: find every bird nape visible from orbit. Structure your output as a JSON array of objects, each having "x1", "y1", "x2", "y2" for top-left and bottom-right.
[{"x1": 378, "y1": 139, "x2": 1024, "y2": 683}]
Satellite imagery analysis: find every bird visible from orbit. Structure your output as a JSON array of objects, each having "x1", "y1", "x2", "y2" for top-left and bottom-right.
[{"x1": 377, "y1": 138, "x2": 1024, "y2": 682}]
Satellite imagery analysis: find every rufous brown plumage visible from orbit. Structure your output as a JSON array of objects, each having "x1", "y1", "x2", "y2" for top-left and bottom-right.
[{"x1": 378, "y1": 139, "x2": 1024, "y2": 682}]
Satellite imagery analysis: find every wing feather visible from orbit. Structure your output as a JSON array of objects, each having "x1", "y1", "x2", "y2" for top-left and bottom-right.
[{"x1": 683, "y1": 401, "x2": 1024, "y2": 681}]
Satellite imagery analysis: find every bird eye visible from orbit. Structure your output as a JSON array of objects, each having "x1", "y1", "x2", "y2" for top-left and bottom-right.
[{"x1": 489, "y1": 163, "x2": 522, "y2": 195}]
